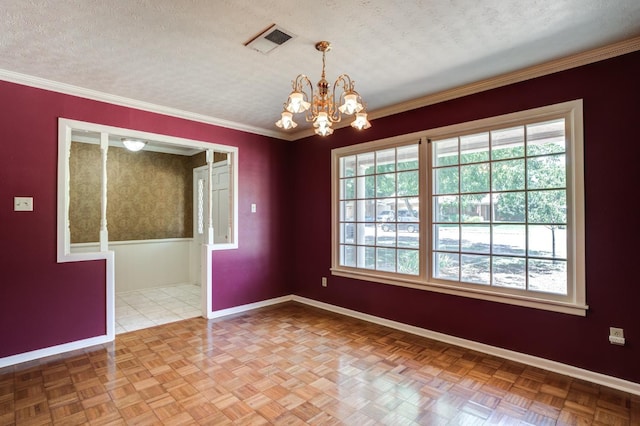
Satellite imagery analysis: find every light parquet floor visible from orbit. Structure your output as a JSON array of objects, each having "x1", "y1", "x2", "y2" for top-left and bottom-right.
[{"x1": 1, "y1": 302, "x2": 638, "y2": 425}]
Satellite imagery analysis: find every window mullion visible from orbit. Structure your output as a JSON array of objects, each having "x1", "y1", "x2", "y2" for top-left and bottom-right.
[{"x1": 421, "y1": 137, "x2": 430, "y2": 280}]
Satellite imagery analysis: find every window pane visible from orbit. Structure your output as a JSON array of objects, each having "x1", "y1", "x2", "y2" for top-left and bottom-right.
[
  {"x1": 528, "y1": 225, "x2": 566, "y2": 259},
  {"x1": 492, "y1": 159, "x2": 525, "y2": 191},
  {"x1": 398, "y1": 249, "x2": 419, "y2": 275},
  {"x1": 356, "y1": 175, "x2": 375, "y2": 199},
  {"x1": 434, "y1": 224, "x2": 459, "y2": 251},
  {"x1": 340, "y1": 200, "x2": 355, "y2": 221},
  {"x1": 377, "y1": 248, "x2": 396, "y2": 272},
  {"x1": 434, "y1": 252, "x2": 459, "y2": 281},
  {"x1": 397, "y1": 145, "x2": 419, "y2": 170},
  {"x1": 357, "y1": 152, "x2": 375, "y2": 175},
  {"x1": 377, "y1": 199, "x2": 396, "y2": 222},
  {"x1": 341, "y1": 155, "x2": 356, "y2": 177},
  {"x1": 376, "y1": 173, "x2": 396, "y2": 197},
  {"x1": 461, "y1": 224, "x2": 490, "y2": 254},
  {"x1": 493, "y1": 192, "x2": 525, "y2": 223},
  {"x1": 434, "y1": 166, "x2": 459, "y2": 195},
  {"x1": 461, "y1": 193, "x2": 489, "y2": 222},
  {"x1": 527, "y1": 154, "x2": 566, "y2": 189},
  {"x1": 376, "y1": 148, "x2": 396, "y2": 173},
  {"x1": 397, "y1": 170, "x2": 419, "y2": 196},
  {"x1": 461, "y1": 163, "x2": 489, "y2": 193},
  {"x1": 527, "y1": 119, "x2": 565, "y2": 156},
  {"x1": 528, "y1": 190, "x2": 566, "y2": 224},
  {"x1": 358, "y1": 223, "x2": 376, "y2": 246},
  {"x1": 398, "y1": 231, "x2": 419, "y2": 249},
  {"x1": 492, "y1": 126, "x2": 524, "y2": 160},
  {"x1": 377, "y1": 223, "x2": 396, "y2": 246},
  {"x1": 461, "y1": 254, "x2": 490, "y2": 285},
  {"x1": 460, "y1": 132, "x2": 489, "y2": 164},
  {"x1": 492, "y1": 256, "x2": 526, "y2": 289},
  {"x1": 341, "y1": 223, "x2": 355, "y2": 244},
  {"x1": 433, "y1": 195, "x2": 459, "y2": 223},
  {"x1": 358, "y1": 246, "x2": 376, "y2": 270},
  {"x1": 358, "y1": 199, "x2": 375, "y2": 222},
  {"x1": 398, "y1": 198, "x2": 418, "y2": 219},
  {"x1": 433, "y1": 137, "x2": 458, "y2": 167},
  {"x1": 341, "y1": 178, "x2": 355, "y2": 199},
  {"x1": 493, "y1": 225, "x2": 525, "y2": 256},
  {"x1": 341, "y1": 245, "x2": 356, "y2": 267},
  {"x1": 529, "y1": 259, "x2": 567, "y2": 294}
]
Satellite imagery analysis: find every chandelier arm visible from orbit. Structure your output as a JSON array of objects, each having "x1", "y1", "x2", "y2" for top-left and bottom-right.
[
  {"x1": 328, "y1": 74, "x2": 349, "y2": 121},
  {"x1": 289, "y1": 74, "x2": 316, "y2": 121},
  {"x1": 292, "y1": 74, "x2": 313, "y2": 93}
]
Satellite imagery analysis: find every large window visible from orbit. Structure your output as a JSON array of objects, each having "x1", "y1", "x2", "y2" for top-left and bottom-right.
[
  {"x1": 338, "y1": 144, "x2": 420, "y2": 274},
  {"x1": 332, "y1": 100, "x2": 586, "y2": 315}
]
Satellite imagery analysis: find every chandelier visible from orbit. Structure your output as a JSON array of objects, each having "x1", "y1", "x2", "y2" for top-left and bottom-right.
[{"x1": 276, "y1": 41, "x2": 371, "y2": 136}]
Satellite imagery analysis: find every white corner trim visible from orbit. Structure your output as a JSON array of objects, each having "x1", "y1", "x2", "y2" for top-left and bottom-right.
[
  {"x1": 292, "y1": 295, "x2": 640, "y2": 396},
  {"x1": 2, "y1": 38, "x2": 638, "y2": 143},
  {"x1": 0, "y1": 334, "x2": 112, "y2": 369},
  {"x1": 287, "y1": 36, "x2": 640, "y2": 141},
  {"x1": 367, "y1": 36, "x2": 640, "y2": 123},
  {"x1": 207, "y1": 295, "x2": 294, "y2": 319},
  {"x1": 0, "y1": 68, "x2": 286, "y2": 140}
]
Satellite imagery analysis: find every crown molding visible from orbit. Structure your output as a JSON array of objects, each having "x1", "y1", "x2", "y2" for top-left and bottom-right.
[
  {"x1": 2, "y1": 36, "x2": 638, "y2": 142},
  {"x1": 367, "y1": 36, "x2": 640, "y2": 124},
  {"x1": 0, "y1": 69, "x2": 289, "y2": 140}
]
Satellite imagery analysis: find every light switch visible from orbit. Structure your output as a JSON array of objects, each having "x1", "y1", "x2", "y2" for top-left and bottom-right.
[
  {"x1": 14, "y1": 197, "x2": 34, "y2": 211},
  {"x1": 251, "y1": 203, "x2": 257, "y2": 213}
]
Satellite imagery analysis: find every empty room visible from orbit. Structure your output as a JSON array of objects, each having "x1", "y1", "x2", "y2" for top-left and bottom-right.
[{"x1": 1, "y1": 1, "x2": 639, "y2": 424}]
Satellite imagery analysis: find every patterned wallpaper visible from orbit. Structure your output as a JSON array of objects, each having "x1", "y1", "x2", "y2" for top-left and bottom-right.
[{"x1": 69, "y1": 142, "x2": 207, "y2": 243}]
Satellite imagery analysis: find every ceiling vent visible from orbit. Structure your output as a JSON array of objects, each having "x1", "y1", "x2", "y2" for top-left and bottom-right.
[{"x1": 245, "y1": 24, "x2": 295, "y2": 54}]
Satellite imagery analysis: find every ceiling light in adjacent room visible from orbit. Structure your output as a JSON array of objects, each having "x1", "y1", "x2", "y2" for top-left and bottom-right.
[{"x1": 122, "y1": 139, "x2": 146, "y2": 152}]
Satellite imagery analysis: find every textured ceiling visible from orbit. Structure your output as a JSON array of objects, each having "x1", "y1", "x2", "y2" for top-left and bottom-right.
[{"x1": 1, "y1": 0, "x2": 640, "y2": 140}]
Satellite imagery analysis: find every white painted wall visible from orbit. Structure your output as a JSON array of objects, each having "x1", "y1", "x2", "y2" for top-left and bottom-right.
[{"x1": 71, "y1": 238, "x2": 193, "y2": 292}]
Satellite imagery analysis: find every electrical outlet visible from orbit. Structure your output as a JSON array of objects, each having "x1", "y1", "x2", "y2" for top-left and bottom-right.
[
  {"x1": 609, "y1": 327, "x2": 625, "y2": 345},
  {"x1": 14, "y1": 196, "x2": 34, "y2": 211},
  {"x1": 610, "y1": 327, "x2": 624, "y2": 338},
  {"x1": 321, "y1": 277, "x2": 327, "y2": 287}
]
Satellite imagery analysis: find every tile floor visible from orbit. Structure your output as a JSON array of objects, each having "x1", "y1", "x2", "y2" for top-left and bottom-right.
[{"x1": 115, "y1": 283, "x2": 201, "y2": 334}]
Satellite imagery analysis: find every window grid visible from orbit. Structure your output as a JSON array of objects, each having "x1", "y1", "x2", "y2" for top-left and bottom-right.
[
  {"x1": 338, "y1": 144, "x2": 420, "y2": 275},
  {"x1": 430, "y1": 119, "x2": 568, "y2": 295},
  {"x1": 331, "y1": 100, "x2": 584, "y2": 315}
]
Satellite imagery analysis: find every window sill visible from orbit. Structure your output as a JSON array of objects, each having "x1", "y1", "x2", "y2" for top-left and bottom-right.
[{"x1": 331, "y1": 268, "x2": 588, "y2": 316}]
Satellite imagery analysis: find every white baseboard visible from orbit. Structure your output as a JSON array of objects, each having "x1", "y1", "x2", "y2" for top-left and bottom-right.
[
  {"x1": 3, "y1": 294, "x2": 638, "y2": 397},
  {"x1": 207, "y1": 295, "x2": 293, "y2": 319},
  {"x1": 0, "y1": 334, "x2": 112, "y2": 369},
  {"x1": 292, "y1": 295, "x2": 640, "y2": 396}
]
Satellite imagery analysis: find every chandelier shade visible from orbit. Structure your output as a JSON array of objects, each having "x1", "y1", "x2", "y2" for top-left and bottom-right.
[{"x1": 276, "y1": 41, "x2": 371, "y2": 136}]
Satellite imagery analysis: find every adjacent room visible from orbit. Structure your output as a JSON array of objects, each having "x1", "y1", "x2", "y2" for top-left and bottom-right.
[{"x1": 1, "y1": 1, "x2": 639, "y2": 424}]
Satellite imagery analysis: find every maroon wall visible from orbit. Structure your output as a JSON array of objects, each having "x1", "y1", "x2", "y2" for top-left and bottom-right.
[
  {"x1": 291, "y1": 51, "x2": 640, "y2": 384},
  {"x1": 0, "y1": 81, "x2": 292, "y2": 358}
]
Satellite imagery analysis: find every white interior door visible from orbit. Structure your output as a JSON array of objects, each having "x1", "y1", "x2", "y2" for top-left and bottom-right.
[
  {"x1": 212, "y1": 161, "x2": 230, "y2": 244},
  {"x1": 192, "y1": 167, "x2": 207, "y2": 285},
  {"x1": 192, "y1": 161, "x2": 230, "y2": 284}
]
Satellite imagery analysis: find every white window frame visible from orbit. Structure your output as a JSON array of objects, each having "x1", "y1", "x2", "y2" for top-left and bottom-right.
[{"x1": 331, "y1": 100, "x2": 586, "y2": 316}]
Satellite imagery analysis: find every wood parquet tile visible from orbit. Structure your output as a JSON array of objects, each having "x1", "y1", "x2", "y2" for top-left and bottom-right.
[{"x1": 1, "y1": 302, "x2": 638, "y2": 425}]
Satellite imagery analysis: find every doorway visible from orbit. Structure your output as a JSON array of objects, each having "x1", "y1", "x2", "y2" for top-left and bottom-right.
[{"x1": 58, "y1": 118, "x2": 239, "y2": 339}]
